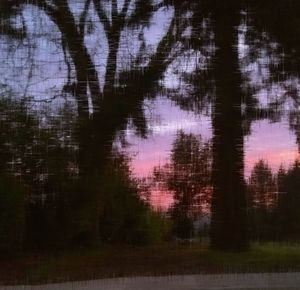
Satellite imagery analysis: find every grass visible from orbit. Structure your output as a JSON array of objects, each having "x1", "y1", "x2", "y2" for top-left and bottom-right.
[{"x1": 1, "y1": 242, "x2": 300, "y2": 285}]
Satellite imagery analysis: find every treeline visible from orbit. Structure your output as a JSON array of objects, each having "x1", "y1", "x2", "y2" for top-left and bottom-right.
[
  {"x1": 153, "y1": 131, "x2": 300, "y2": 243},
  {"x1": 1, "y1": 98, "x2": 300, "y2": 256},
  {"x1": 247, "y1": 160, "x2": 300, "y2": 242},
  {"x1": 0, "y1": 98, "x2": 169, "y2": 257}
]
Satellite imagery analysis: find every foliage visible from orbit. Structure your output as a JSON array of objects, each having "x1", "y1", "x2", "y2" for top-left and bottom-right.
[
  {"x1": 154, "y1": 131, "x2": 212, "y2": 239},
  {"x1": 3, "y1": 0, "x2": 300, "y2": 255},
  {"x1": 247, "y1": 160, "x2": 300, "y2": 242},
  {"x1": 276, "y1": 161, "x2": 300, "y2": 240},
  {"x1": 247, "y1": 160, "x2": 278, "y2": 241},
  {"x1": 98, "y1": 150, "x2": 169, "y2": 245},
  {"x1": 248, "y1": 160, "x2": 277, "y2": 210},
  {"x1": 0, "y1": 176, "x2": 25, "y2": 256}
]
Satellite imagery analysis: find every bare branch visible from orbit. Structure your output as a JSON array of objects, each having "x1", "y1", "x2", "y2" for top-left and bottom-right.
[
  {"x1": 152, "y1": 1, "x2": 169, "y2": 11},
  {"x1": 93, "y1": 0, "x2": 111, "y2": 34},
  {"x1": 120, "y1": 0, "x2": 131, "y2": 19},
  {"x1": 112, "y1": 0, "x2": 118, "y2": 19},
  {"x1": 79, "y1": 0, "x2": 91, "y2": 36}
]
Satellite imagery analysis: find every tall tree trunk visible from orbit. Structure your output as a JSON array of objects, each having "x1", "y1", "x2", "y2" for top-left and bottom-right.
[
  {"x1": 76, "y1": 111, "x2": 115, "y2": 245},
  {"x1": 210, "y1": 1, "x2": 249, "y2": 251}
]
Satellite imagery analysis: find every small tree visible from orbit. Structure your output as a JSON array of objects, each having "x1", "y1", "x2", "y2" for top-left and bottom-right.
[
  {"x1": 247, "y1": 160, "x2": 277, "y2": 241},
  {"x1": 276, "y1": 161, "x2": 300, "y2": 240},
  {"x1": 248, "y1": 160, "x2": 277, "y2": 210},
  {"x1": 98, "y1": 150, "x2": 166, "y2": 245},
  {"x1": 154, "y1": 131, "x2": 212, "y2": 239}
]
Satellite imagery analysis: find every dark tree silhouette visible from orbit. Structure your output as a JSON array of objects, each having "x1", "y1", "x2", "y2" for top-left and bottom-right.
[
  {"x1": 3, "y1": 0, "x2": 300, "y2": 253},
  {"x1": 276, "y1": 161, "x2": 300, "y2": 240},
  {"x1": 0, "y1": 0, "x2": 191, "y2": 249},
  {"x1": 247, "y1": 160, "x2": 277, "y2": 241},
  {"x1": 153, "y1": 131, "x2": 212, "y2": 239},
  {"x1": 248, "y1": 160, "x2": 276, "y2": 210},
  {"x1": 163, "y1": 0, "x2": 300, "y2": 250},
  {"x1": 208, "y1": 0, "x2": 249, "y2": 251}
]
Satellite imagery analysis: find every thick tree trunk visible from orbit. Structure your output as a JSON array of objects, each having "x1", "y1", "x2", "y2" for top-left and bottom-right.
[{"x1": 210, "y1": 2, "x2": 249, "y2": 251}]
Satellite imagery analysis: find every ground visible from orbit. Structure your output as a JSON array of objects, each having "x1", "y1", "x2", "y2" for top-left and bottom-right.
[{"x1": 1, "y1": 242, "x2": 300, "y2": 285}]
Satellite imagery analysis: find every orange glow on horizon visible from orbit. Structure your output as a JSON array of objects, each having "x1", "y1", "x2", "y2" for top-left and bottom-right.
[{"x1": 245, "y1": 149, "x2": 300, "y2": 176}]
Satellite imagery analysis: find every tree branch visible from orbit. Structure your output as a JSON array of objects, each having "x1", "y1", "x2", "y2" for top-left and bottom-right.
[
  {"x1": 93, "y1": 0, "x2": 111, "y2": 34},
  {"x1": 120, "y1": 0, "x2": 131, "y2": 20},
  {"x1": 112, "y1": 0, "x2": 118, "y2": 19},
  {"x1": 152, "y1": 0, "x2": 169, "y2": 12},
  {"x1": 79, "y1": 0, "x2": 91, "y2": 36}
]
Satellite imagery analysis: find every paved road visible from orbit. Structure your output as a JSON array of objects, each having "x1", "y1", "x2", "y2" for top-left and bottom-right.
[{"x1": 1, "y1": 273, "x2": 300, "y2": 290}]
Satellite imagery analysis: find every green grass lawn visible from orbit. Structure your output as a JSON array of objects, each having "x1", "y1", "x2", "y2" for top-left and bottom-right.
[{"x1": 1, "y1": 242, "x2": 300, "y2": 285}]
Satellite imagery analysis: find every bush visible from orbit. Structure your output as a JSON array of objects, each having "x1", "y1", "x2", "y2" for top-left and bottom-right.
[{"x1": 0, "y1": 177, "x2": 25, "y2": 256}]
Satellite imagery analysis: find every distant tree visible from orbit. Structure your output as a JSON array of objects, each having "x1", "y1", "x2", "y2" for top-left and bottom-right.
[
  {"x1": 153, "y1": 131, "x2": 212, "y2": 239},
  {"x1": 248, "y1": 160, "x2": 277, "y2": 210},
  {"x1": 276, "y1": 161, "x2": 300, "y2": 240},
  {"x1": 247, "y1": 160, "x2": 277, "y2": 241}
]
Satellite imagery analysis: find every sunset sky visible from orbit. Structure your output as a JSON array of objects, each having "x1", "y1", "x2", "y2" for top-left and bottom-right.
[{"x1": 127, "y1": 98, "x2": 299, "y2": 209}]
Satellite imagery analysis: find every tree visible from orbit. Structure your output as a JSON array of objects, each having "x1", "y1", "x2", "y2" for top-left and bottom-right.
[
  {"x1": 247, "y1": 160, "x2": 277, "y2": 241},
  {"x1": 2, "y1": 0, "x2": 187, "y2": 112},
  {"x1": 163, "y1": 0, "x2": 259, "y2": 250},
  {"x1": 153, "y1": 131, "x2": 212, "y2": 239},
  {"x1": 163, "y1": 0, "x2": 300, "y2": 250},
  {"x1": 4, "y1": 0, "x2": 300, "y2": 252},
  {"x1": 276, "y1": 161, "x2": 300, "y2": 240},
  {"x1": 1, "y1": 0, "x2": 191, "y2": 249},
  {"x1": 98, "y1": 150, "x2": 165, "y2": 245},
  {"x1": 204, "y1": 0, "x2": 248, "y2": 251},
  {"x1": 248, "y1": 160, "x2": 277, "y2": 210}
]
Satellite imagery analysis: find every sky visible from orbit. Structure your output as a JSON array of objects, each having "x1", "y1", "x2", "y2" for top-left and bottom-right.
[
  {"x1": 2, "y1": 2, "x2": 300, "y2": 210},
  {"x1": 125, "y1": 97, "x2": 299, "y2": 209},
  {"x1": 127, "y1": 98, "x2": 299, "y2": 178}
]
